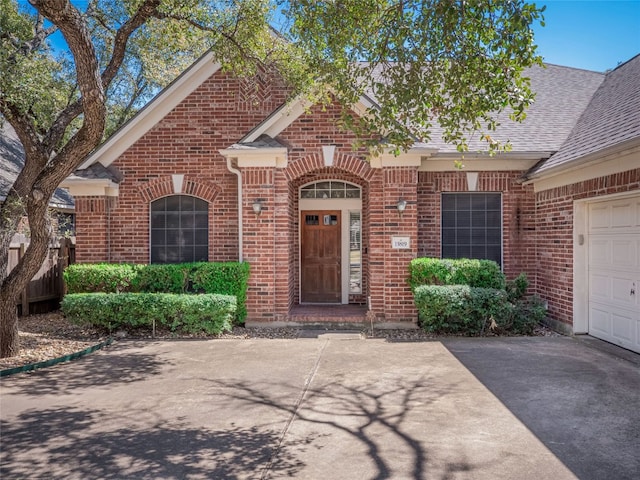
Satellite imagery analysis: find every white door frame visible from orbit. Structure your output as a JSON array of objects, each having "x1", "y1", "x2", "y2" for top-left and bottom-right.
[{"x1": 299, "y1": 190, "x2": 362, "y2": 304}]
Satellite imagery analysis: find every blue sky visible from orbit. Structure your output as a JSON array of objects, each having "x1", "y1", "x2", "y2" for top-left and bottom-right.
[{"x1": 533, "y1": 1, "x2": 640, "y2": 71}]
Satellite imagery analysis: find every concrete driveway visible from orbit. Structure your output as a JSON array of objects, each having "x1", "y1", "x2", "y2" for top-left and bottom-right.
[{"x1": 1, "y1": 335, "x2": 639, "y2": 479}]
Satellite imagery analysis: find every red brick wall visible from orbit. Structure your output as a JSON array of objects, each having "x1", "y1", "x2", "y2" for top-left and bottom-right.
[
  {"x1": 535, "y1": 168, "x2": 640, "y2": 326},
  {"x1": 417, "y1": 171, "x2": 537, "y2": 283},
  {"x1": 75, "y1": 196, "x2": 116, "y2": 262},
  {"x1": 76, "y1": 70, "x2": 289, "y2": 265},
  {"x1": 380, "y1": 167, "x2": 419, "y2": 322}
]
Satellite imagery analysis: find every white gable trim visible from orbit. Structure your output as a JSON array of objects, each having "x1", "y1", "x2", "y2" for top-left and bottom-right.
[
  {"x1": 242, "y1": 96, "x2": 310, "y2": 142},
  {"x1": 531, "y1": 146, "x2": 640, "y2": 193},
  {"x1": 79, "y1": 52, "x2": 221, "y2": 169},
  {"x1": 241, "y1": 93, "x2": 382, "y2": 144}
]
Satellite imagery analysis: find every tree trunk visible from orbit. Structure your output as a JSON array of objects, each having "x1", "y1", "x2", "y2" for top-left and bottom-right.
[
  {"x1": 0, "y1": 202, "x2": 51, "y2": 358},
  {"x1": 0, "y1": 292, "x2": 19, "y2": 358}
]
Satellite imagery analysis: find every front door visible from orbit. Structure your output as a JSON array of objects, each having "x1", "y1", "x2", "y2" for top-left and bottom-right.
[{"x1": 301, "y1": 211, "x2": 341, "y2": 303}]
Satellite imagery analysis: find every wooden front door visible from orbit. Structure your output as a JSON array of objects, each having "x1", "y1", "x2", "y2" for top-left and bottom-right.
[{"x1": 301, "y1": 211, "x2": 341, "y2": 303}]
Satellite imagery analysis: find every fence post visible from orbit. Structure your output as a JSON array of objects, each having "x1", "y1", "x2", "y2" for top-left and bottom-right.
[
  {"x1": 58, "y1": 238, "x2": 69, "y2": 297},
  {"x1": 19, "y1": 242, "x2": 29, "y2": 316}
]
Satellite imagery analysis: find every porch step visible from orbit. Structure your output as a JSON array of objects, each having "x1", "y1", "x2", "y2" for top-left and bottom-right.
[{"x1": 288, "y1": 305, "x2": 368, "y2": 329}]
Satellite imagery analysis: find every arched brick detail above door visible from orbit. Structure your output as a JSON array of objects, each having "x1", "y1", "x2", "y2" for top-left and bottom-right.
[
  {"x1": 285, "y1": 153, "x2": 376, "y2": 183},
  {"x1": 137, "y1": 175, "x2": 222, "y2": 203}
]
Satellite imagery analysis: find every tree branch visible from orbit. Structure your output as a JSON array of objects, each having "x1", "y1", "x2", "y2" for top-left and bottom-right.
[{"x1": 43, "y1": 0, "x2": 162, "y2": 152}]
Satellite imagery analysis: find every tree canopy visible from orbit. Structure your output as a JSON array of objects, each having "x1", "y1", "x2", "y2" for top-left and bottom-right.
[{"x1": 0, "y1": 0, "x2": 544, "y2": 357}]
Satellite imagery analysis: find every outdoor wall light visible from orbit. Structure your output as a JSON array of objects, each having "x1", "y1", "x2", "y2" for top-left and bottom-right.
[
  {"x1": 396, "y1": 199, "x2": 407, "y2": 215},
  {"x1": 252, "y1": 199, "x2": 264, "y2": 215}
]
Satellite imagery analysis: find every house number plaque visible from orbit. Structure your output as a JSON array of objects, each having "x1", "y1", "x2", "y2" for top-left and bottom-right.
[{"x1": 391, "y1": 236, "x2": 410, "y2": 249}]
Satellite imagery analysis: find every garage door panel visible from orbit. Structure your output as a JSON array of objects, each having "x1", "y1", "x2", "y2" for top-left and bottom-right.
[
  {"x1": 588, "y1": 238, "x2": 611, "y2": 265},
  {"x1": 589, "y1": 204, "x2": 611, "y2": 230},
  {"x1": 611, "y1": 201, "x2": 634, "y2": 228},
  {"x1": 611, "y1": 310, "x2": 634, "y2": 343},
  {"x1": 612, "y1": 239, "x2": 638, "y2": 267},
  {"x1": 587, "y1": 195, "x2": 640, "y2": 354},
  {"x1": 589, "y1": 307, "x2": 611, "y2": 336},
  {"x1": 611, "y1": 277, "x2": 636, "y2": 305},
  {"x1": 589, "y1": 273, "x2": 610, "y2": 300}
]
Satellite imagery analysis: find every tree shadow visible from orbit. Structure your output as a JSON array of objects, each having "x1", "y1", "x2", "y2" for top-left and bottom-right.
[
  {"x1": 1, "y1": 342, "x2": 167, "y2": 396},
  {"x1": 0, "y1": 406, "x2": 307, "y2": 479},
  {"x1": 0, "y1": 373, "x2": 488, "y2": 480},
  {"x1": 201, "y1": 376, "x2": 483, "y2": 479}
]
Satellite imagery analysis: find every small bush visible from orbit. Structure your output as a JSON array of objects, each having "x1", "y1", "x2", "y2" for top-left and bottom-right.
[
  {"x1": 414, "y1": 285, "x2": 511, "y2": 334},
  {"x1": 505, "y1": 296, "x2": 547, "y2": 335},
  {"x1": 409, "y1": 258, "x2": 505, "y2": 290},
  {"x1": 64, "y1": 263, "x2": 141, "y2": 293},
  {"x1": 61, "y1": 293, "x2": 236, "y2": 334},
  {"x1": 414, "y1": 284, "x2": 546, "y2": 335},
  {"x1": 506, "y1": 272, "x2": 529, "y2": 302}
]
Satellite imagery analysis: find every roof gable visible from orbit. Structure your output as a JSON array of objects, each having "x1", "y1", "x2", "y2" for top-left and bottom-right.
[
  {"x1": 79, "y1": 51, "x2": 221, "y2": 169},
  {"x1": 532, "y1": 54, "x2": 640, "y2": 176}
]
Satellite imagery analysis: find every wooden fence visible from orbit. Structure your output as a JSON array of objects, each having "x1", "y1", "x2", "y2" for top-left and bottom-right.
[{"x1": 8, "y1": 235, "x2": 75, "y2": 316}]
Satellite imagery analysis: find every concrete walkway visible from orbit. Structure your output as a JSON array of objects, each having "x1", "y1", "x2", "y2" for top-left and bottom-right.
[{"x1": 1, "y1": 335, "x2": 638, "y2": 479}]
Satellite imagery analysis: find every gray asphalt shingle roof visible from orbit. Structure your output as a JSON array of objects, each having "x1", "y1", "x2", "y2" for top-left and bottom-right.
[
  {"x1": 532, "y1": 54, "x2": 640, "y2": 175},
  {"x1": 227, "y1": 134, "x2": 287, "y2": 150},
  {"x1": 66, "y1": 163, "x2": 123, "y2": 182},
  {"x1": 416, "y1": 63, "x2": 605, "y2": 154},
  {"x1": 0, "y1": 121, "x2": 75, "y2": 209}
]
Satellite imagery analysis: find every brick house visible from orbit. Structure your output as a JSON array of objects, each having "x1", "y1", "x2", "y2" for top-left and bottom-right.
[{"x1": 62, "y1": 52, "x2": 640, "y2": 352}]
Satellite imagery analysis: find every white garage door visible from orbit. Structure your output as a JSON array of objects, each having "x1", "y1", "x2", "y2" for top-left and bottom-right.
[{"x1": 588, "y1": 195, "x2": 640, "y2": 353}]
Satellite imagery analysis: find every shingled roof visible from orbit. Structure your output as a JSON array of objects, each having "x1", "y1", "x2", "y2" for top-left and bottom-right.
[
  {"x1": 419, "y1": 63, "x2": 605, "y2": 154},
  {"x1": 0, "y1": 121, "x2": 75, "y2": 209},
  {"x1": 531, "y1": 54, "x2": 640, "y2": 176}
]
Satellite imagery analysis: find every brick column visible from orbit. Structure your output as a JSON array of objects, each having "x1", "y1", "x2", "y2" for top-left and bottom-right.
[
  {"x1": 382, "y1": 166, "x2": 419, "y2": 324},
  {"x1": 74, "y1": 196, "x2": 114, "y2": 263},
  {"x1": 242, "y1": 168, "x2": 277, "y2": 322}
]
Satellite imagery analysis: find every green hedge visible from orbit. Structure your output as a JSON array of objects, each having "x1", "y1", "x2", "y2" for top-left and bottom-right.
[
  {"x1": 408, "y1": 258, "x2": 506, "y2": 290},
  {"x1": 64, "y1": 263, "x2": 142, "y2": 293},
  {"x1": 61, "y1": 293, "x2": 236, "y2": 334},
  {"x1": 190, "y1": 263, "x2": 250, "y2": 322},
  {"x1": 414, "y1": 285, "x2": 511, "y2": 334},
  {"x1": 414, "y1": 284, "x2": 545, "y2": 335},
  {"x1": 64, "y1": 262, "x2": 250, "y2": 323}
]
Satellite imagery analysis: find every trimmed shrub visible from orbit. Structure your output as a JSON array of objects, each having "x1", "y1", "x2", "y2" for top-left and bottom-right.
[
  {"x1": 64, "y1": 263, "x2": 141, "y2": 293},
  {"x1": 63, "y1": 261, "x2": 250, "y2": 324},
  {"x1": 191, "y1": 262, "x2": 250, "y2": 322},
  {"x1": 61, "y1": 293, "x2": 236, "y2": 334},
  {"x1": 408, "y1": 258, "x2": 505, "y2": 290},
  {"x1": 414, "y1": 284, "x2": 546, "y2": 335},
  {"x1": 132, "y1": 263, "x2": 190, "y2": 293},
  {"x1": 414, "y1": 285, "x2": 511, "y2": 334}
]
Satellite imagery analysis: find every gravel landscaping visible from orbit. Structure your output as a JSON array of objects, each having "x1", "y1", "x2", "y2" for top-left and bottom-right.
[{"x1": 0, "y1": 311, "x2": 560, "y2": 371}]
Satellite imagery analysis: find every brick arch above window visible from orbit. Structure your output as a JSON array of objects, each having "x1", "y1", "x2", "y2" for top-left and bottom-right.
[
  {"x1": 285, "y1": 153, "x2": 376, "y2": 183},
  {"x1": 137, "y1": 175, "x2": 221, "y2": 203}
]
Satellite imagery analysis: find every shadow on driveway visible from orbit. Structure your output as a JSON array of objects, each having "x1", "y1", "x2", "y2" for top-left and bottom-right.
[
  {"x1": 442, "y1": 336, "x2": 640, "y2": 480},
  {"x1": 0, "y1": 406, "x2": 305, "y2": 479}
]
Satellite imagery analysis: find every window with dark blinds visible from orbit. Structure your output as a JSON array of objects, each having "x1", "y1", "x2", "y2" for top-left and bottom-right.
[
  {"x1": 150, "y1": 195, "x2": 208, "y2": 263},
  {"x1": 441, "y1": 193, "x2": 502, "y2": 266}
]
